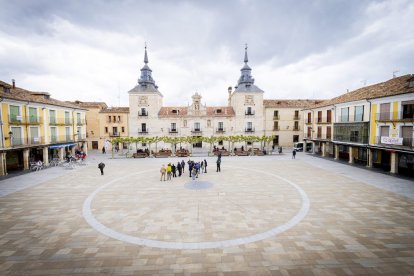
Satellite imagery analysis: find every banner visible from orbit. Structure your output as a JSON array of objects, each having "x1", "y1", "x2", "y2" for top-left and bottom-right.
[{"x1": 381, "y1": 136, "x2": 403, "y2": 145}]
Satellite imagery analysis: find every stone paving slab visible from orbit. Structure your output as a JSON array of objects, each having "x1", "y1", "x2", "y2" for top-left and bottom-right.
[{"x1": 0, "y1": 151, "x2": 413, "y2": 274}]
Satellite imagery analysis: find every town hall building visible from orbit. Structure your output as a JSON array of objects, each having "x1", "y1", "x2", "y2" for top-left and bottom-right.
[{"x1": 128, "y1": 45, "x2": 321, "y2": 152}]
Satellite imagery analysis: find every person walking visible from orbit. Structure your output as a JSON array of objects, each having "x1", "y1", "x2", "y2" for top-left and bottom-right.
[
  {"x1": 195, "y1": 162, "x2": 200, "y2": 178},
  {"x1": 98, "y1": 162, "x2": 105, "y2": 175},
  {"x1": 192, "y1": 166, "x2": 197, "y2": 180},
  {"x1": 172, "y1": 163, "x2": 177, "y2": 178},
  {"x1": 200, "y1": 161, "x2": 204, "y2": 174},
  {"x1": 102, "y1": 146, "x2": 106, "y2": 154},
  {"x1": 216, "y1": 157, "x2": 221, "y2": 172},
  {"x1": 292, "y1": 149, "x2": 296, "y2": 159},
  {"x1": 166, "y1": 163, "x2": 172, "y2": 180},
  {"x1": 204, "y1": 159, "x2": 207, "y2": 173},
  {"x1": 181, "y1": 160, "x2": 185, "y2": 173},
  {"x1": 160, "y1": 164, "x2": 166, "y2": 181},
  {"x1": 177, "y1": 162, "x2": 182, "y2": 177}
]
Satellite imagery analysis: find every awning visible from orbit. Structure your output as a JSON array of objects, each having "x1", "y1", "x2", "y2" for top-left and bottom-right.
[{"x1": 48, "y1": 143, "x2": 76, "y2": 149}]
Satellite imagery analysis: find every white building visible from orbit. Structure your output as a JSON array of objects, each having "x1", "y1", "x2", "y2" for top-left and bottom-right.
[{"x1": 128, "y1": 46, "x2": 320, "y2": 152}]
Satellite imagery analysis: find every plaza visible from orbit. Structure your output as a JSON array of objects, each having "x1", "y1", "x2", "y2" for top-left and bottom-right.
[{"x1": 0, "y1": 151, "x2": 413, "y2": 275}]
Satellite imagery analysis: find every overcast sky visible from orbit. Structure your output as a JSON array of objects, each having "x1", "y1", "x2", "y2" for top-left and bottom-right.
[{"x1": 1, "y1": 0, "x2": 413, "y2": 107}]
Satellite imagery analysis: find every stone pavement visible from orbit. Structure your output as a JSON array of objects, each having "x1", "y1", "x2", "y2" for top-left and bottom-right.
[{"x1": 0, "y1": 151, "x2": 413, "y2": 275}]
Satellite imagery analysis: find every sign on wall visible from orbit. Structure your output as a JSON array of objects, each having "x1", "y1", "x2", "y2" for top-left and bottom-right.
[{"x1": 381, "y1": 136, "x2": 403, "y2": 145}]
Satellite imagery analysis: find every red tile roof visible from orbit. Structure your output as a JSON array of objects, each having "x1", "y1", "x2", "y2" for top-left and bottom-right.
[
  {"x1": 0, "y1": 80, "x2": 87, "y2": 110},
  {"x1": 263, "y1": 99, "x2": 325, "y2": 108},
  {"x1": 99, "y1": 107, "x2": 129, "y2": 113}
]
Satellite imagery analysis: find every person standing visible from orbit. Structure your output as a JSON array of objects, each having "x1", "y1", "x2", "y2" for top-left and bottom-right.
[
  {"x1": 188, "y1": 161, "x2": 193, "y2": 177},
  {"x1": 160, "y1": 164, "x2": 166, "y2": 181},
  {"x1": 204, "y1": 159, "x2": 207, "y2": 173},
  {"x1": 216, "y1": 156, "x2": 221, "y2": 172},
  {"x1": 166, "y1": 163, "x2": 172, "y2": 180},
  {"x1": 172, "y1": 163, "x2": 177, "y2": 178},
  {"x1": 177, "y1": 162, "x2": 182, "y2": 177},
  {"x1": 200, "y1": 161, "x2": 204, "y2": 174},
  {"x1": 292, "y1": 149, "x2": 296, "y2": 159},
  {"x1": 181, "y1": 160, "x2": 185, "y2": 173},
  {"x1": 102, "y1": 146, "x2": 106, "y2": 154},
  {"x1": 98, "y1": 162, "x2": 105, "y2": 175}
]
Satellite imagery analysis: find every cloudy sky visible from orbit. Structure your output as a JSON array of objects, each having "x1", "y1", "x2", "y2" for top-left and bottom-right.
[{"x1": 1, "y1": 0, "x2": 413, "y2": 107}]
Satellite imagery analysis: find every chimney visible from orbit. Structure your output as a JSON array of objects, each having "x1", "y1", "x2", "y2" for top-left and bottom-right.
[{"x1": 12, "y1": 79, "x2": 15, "y2": 88}]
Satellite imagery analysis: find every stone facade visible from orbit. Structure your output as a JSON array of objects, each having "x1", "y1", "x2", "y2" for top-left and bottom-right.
[{"x1": 128, "y1": 46, "x2": 320, "y2": 152}]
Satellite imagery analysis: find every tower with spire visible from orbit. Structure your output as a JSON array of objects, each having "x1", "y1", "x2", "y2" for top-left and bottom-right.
[
  {"x1": 128, "y1": 43, "x2": 164, "y2": 137},
  {"x1": 230, "y1": 44, "x2": 265, "y2": 136}
]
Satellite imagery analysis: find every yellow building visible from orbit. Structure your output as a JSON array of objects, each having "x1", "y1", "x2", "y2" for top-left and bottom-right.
[
  {"x1": 98, "y1": 107, "x2": 129, "y2": 151},
  {"x1": 0, "y1": 80, "x2": 87, "y2": 176},
  {"x1": 69, "y1": 101, "x2": 108, "y2": 151}
]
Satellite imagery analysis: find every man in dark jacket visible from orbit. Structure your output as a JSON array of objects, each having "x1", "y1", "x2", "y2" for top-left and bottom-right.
[
  {"x1": 181, "y1": 160, "x2": 185, "y2": 173},
  {"x1": 177, "y1": 162, "x2": 182, "y2": 177},
  {"x1": 98, "y1": 162, "x2": 105, "y2": 175},
  {"x1": 204, "y1": 159, "x2": 207, "y2": 173}
]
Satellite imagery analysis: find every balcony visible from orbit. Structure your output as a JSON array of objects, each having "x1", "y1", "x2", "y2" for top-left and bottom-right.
[
  {"x1": 11, "y1": 138, "x2": 26, "y2": 146},
  {"x1": 272, "y1": 126, "x2": 280, "y2": 131},
  {"x1": 293, "y1": 115, "x2": 300, "y2": 120},
  {"x1": 245, "y1": 127, "x2": 255, "y2": 133},
  {"x1": 138, "y1": 128, "x2": 149, "y2": 135},
  {"x1": 76, "y1": 119, "x2": 86, "y2": 125},
  {"x1": 376, "y1": 112, "x2": 414, "y2": 122},
  {"x1": 245, "y1": 111, "x2": 255, "y2": 116},
  {"x1": 374, "y1": 136, "x2": 413, "y2": 149},
  {"x1": 293, "y1": 126, "x2": 300, "y2": 131},
  {"x1": 191, "y1": 128, "x2": 202, "y2": 134},
  {"x1": 138, "y1": 111, "x2": 148, "y2": 117},
  {"x1": 216, "y1": 128, "x2": 226, "y2": 133},
  {"x1": 316, "y1": 117, "x2": 332, "y2": 124},
  {"x1": 273, "y1": 115, "x2": 280, "y2": 120},
  {"x1": 169, "y1": 128, "x2": 178, "y2": 134},
  {"x1": 305, "y1": 119, "x2": 312, "y2": 124},
  {"x1": 49, "y1": 135, "x2": 74, "y2": 143},
  {"x1": 49, "y1": 117, "x2": 73, "y2": 125},
  {"x1": 333, "y1": 134, "x2": 369, "y2": 144},
  {"x1": 8, "y1": 115, "x2": 42, "y2": 125},
  {"x1": 109, "y1": 132, "x2": 120, "y2": 137},
  {"x1": 76, "y1": 134, "x2": 87, "y2": 141},
  {"x1": 337, "y1": 115, "x2": 364, "y2": 123},
  {"x1": 107, "y1": 119, "x2": 122, "y2": 123},
  {"x1": 29, "y1": 136, "x2": 44, "y2": 145}
]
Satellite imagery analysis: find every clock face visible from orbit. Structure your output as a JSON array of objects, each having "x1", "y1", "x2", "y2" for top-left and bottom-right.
[
  {"x1": 245, "y1": 95, "x2": 254, "y2": 104},
  {"x1": 138, "y1": 96, "x2": 148, "y2": 105}
]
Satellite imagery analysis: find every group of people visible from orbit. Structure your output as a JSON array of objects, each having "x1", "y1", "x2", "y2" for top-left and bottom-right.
[{"x1": 160, "y1": 159, "x2": 209, "y2": 181}]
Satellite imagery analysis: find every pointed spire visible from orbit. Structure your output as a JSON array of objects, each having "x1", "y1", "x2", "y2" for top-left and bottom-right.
[
  {"x1": 144, "y1": 42, "x2": 148, "y2": 64},
  {"x1": 244, "y1": 43, "x2": 248, "y2": 63}
]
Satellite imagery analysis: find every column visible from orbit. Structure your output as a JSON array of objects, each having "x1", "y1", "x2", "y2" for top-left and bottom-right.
[
  {"x1": 334, "y1": 145, "x2": 339, "y2": 160},
  {"x1": 83, "y1": 142, "x2": 88, "y2": 155},
  {"x1": 367, "y1": 148, "x2": 373, "y2": 168},
  {"x1": 42, "y1": 147, "x2": 49, "y2": 166},
  {"x1": 390, "y1": 152, "x2": 398, "y2": 174},
  {"x1": 321, "y1": 143, "x2": 326, "y2": 157},
  {"x1": 58, "y1": 147, "x2": 65, "y2": 160},
  {"x1": 0, "y1": 153, "x2": 6, "y2": 176},
  {"x1": 23, "y1": 149, "x2": 30, "y2": 170},
  {"x1": 349, "y1": 146, "x2": 354, "y2": 164}
]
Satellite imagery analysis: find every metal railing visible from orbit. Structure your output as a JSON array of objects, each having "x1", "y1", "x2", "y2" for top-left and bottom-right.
[
  {"x1": 138, "y1": 128, "x2": 149, "y2": 134},
  {"x1": 273, "y1": 115, "x2": 280, "y2": 120},
  {"x1": 109, "y1": 132, "x2": 120, "y2": 137},
  {"x1": 293, "y1": 126, "x2": 300, "y2": 131},
  {"x1": 76, "y1": 119, "x2": 86, "y2": 125},
  {"x1": 245, "y1": 111, "x2": 255, "y2": 116},
  {"x1": 316, "y1": 117, "x2": 332, "y2": 124},
  {"x1": 336, "y1": 115, "x2": 364, "y2": 123},
  {"x1": 216, "y1": 128, "x2": 226, "y2": 133},
  {"x1": 191, "y1": 128, "x2": 202, "y2": 133},
  {"x1": 245, "y1": 127, "x2": 255, "y2": 133},
  {"x1": 106, "y1": 119, "x2": 123, "y2": 123},
  {"x1": 333, "y1": 134, "x2": 369, "y2": 144},
  {"x1": 376, "y1": 112, "x2": 414, "y2": 122},
  {"x1": 49, "y1": 117, "x2": 73, "y2": 125},
  {"x1": 138, "y1": 111, "x2": 148, "y2": 116},
  {"x1": 273, "y1": 126, "x2": 280, "y2": 131},
  {"x1": 8, "y1": 115, "x2": 42, "y2": 125},
  {"x1": 168, "y1": 128, "x2": 178, "y2": 133},
  {"x1": 49, "y1": 135, "x2": 74, "y2": 143},
  {"x1": 293, "y1": 115, "x2": 300, "y2": 120}
]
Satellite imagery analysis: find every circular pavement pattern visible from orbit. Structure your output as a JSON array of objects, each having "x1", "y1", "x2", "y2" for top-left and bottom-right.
[{"x1": 82, "y1": 166, "x2": 310, "y2": 249}]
